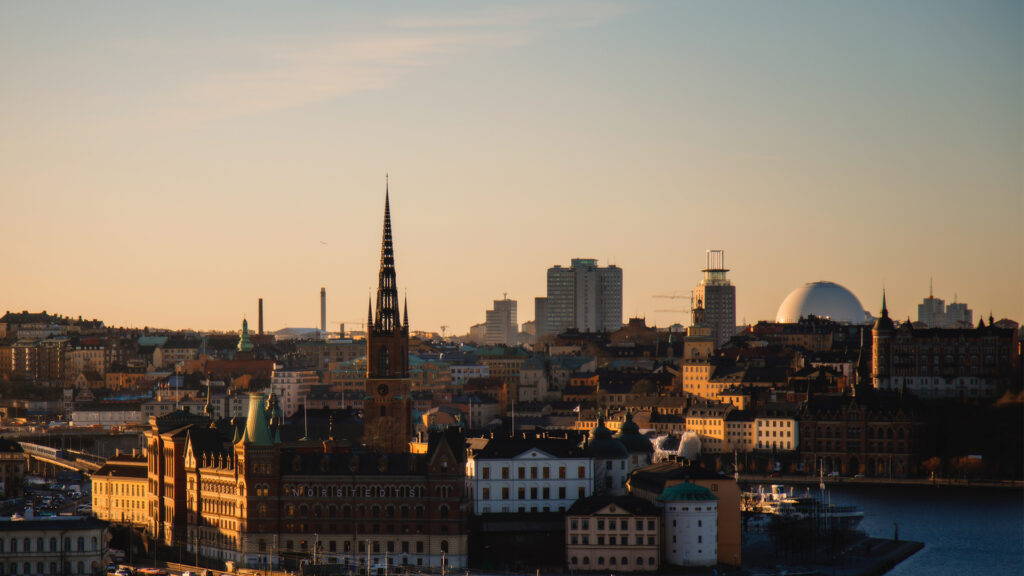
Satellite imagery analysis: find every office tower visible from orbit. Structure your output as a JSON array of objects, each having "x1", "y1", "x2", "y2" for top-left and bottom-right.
[
  {"x1": 534, "y1": 297, "x2": 548, "y2": 338},
  {"x1": 917, "y1": 281, "x2": 945, "y2": 327},
  {"x1": 539, "y1": 258, "x2": 623, "y2": 336},
  {"x1": 485, "y1": 297, "x2": 518, "y2": 346},
  {"x1": 945, "y1": 300, "x2": 973, "y2": 327},
  {"x1": 692, "y1": 250, "x2": 735, "y2": 348}
]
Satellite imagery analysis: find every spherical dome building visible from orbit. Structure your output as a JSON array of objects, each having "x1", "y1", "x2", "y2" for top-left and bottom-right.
[{"x1": 776, "y1": 281, "x2": 867, "y2": 324}]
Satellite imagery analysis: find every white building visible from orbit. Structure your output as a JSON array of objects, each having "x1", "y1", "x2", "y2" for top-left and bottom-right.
[
  {"x1": 753, "y1": 405, "x2": 799, "y2": 451},
  {"x1": 450, "y1": 364, "x2": 489, "y2": 387},
  {"x1": 657, "y1": 482, "x2": 718, "y2": 567},
  {"x1": 270, "y1": 368, "x2": 320, "y2": 417},
  {"x1": 466, "y1": 435, "x2": 594, "y2": 515}
]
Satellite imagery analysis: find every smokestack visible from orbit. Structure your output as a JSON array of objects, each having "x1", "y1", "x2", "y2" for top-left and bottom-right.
[
  {"x1": 320, "y1": 287, "x2": 327, "y2": 337},
  {"x1": 258, "y1": 298, "x2": 264, "y2": 335}
]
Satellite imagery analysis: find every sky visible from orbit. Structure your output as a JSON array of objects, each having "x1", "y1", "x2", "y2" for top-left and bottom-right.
[{"x1": 1, "y1": 1, "x2": 1021, "y2": 335}]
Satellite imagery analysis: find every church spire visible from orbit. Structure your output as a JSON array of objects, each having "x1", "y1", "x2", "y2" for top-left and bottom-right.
[
  {"x1": 374, "y1": 176, "x2": 400, "y2": 334},
  {"x1": 881, "y1": 289, "x2": 889, "y2": 318},
  {"x1": 403, "y1": 294, "x2": 409, "y2": 328}
]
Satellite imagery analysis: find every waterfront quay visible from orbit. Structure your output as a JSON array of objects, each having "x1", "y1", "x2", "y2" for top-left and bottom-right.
[{"x1": 739, "y1": 474, "x2": 1024, "y2": 490}]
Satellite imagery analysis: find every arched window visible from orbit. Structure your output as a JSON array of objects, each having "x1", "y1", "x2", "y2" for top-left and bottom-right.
[
  {"x1": 380, "y1": 406, "x2": 387, "y2": 417},
  {"x1": 77, "y1": 537, "x2": 85, "y2": 551},
  {"x1": 622, "y1": 556, "x2": 628, "y2": 565},
  {"x1": 36, "y1": 538, "x2": 43, "y2": 552},
  {"x1": 50, "y1": 538, "x2": 56, "y2": 552},
  {"x1": 22, "y1": 538, "x2": 29, "y2": 552},
  {"x1": 92, "y1": 536, "x2": 98, "y2": 550},
  {"x1": 598, "y1": 557, "x2": 605, "y2": 566},
  {"x1": 440, "y1": 540, "x2": 449, "y2": 553},
  {"x1": 378, "y1": 347, "x2": 390, "y2": 375}
]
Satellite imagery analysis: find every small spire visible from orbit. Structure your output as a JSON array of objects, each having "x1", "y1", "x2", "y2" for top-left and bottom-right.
[
  {"x1": 881, "y1": 289, "x2": 889, "y2": 317},
  {"x1": 368, "y1": 297, "x2": 373, "y2": 327},
  {"x1": 403, "y1": 294, "x2": 409, "y2": 328}
]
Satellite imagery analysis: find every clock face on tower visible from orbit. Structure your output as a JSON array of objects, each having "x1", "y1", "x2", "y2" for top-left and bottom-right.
[{"x1": 377, "y1": 383, "x2": 389, "y2": 397}]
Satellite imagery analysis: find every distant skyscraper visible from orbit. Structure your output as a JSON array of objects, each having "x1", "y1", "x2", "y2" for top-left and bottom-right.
[
  {"x1": 692, "y1": 250, "x2": 735, "y2": 347},
  {"x1": 534, "y1": 297, "x2": 548, "y2": 338},
  {"x1": 485, "y1": 297, "x2": 518, "y2": 346},
  {"x1": 917, "y1": 281, "x2": 945, "y2": 327},
  {"x1": 916, "y1": 281, "x2": 973, "y2": 328},
  {"x1": 538, "y1": 258, "x2": 622, "y2": 335}
]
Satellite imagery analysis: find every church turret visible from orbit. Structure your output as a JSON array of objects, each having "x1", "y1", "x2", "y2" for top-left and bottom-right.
[
  {"x1": 872, "y1": 290, "x2": 894, "y2": 391},
  {"x1": 237, "y1": 318, "x2": 254, "y2": 354}
]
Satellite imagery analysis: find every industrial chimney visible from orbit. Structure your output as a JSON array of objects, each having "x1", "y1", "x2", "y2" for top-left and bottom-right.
[
  {"x1": 320, "y1": 287, "x2": 327, "y2": 338},
  {"x1": 258, "y1": 298, "x2": 264, "y2": 335}
]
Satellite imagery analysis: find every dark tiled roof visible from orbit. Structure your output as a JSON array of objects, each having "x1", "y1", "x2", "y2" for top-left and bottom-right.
[
  {"x1": 567, "y1": 494, "x2": 660, "y2": 516},
  {"x1": 472, "y1": 435, "x2": 588, "y2": 459}
]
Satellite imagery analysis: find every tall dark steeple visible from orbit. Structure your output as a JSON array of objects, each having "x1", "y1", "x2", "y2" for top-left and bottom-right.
[
  {"x1": 375, "y1": 179, "x2": 400, "y2": 333},
  {"x1": 364, "y1": 177, "x2": 413, "y2": 453}
]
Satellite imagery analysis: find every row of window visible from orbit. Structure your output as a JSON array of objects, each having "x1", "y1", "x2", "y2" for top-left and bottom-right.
[
  {"x1": 570, "y1": 534, "x2": 656, "y2": 546},
  {"x1": 284, "y1": 503, "x2": 444, "y2": 519},
  {"x1": 570, "y1": 518, "x2": 656, "y2": 531},
  {"x1": 569, "y1": 555, "x2": 656, "y2": 567},
  {"x1": 0, "y1": 536, "x2": 98, "y2": 553},
  {"x1": 481, "y1": 486, "x2": 583, "y2": 500},
  {"x1": 0, "y1": 560, "x2": 89, "y2": 576},
  {"x1": 480, "y1": 465, "x2": 585, "y2": 480}
]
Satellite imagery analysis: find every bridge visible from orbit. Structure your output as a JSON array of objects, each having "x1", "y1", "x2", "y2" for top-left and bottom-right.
[{"x1": 20, "y1": 442, "x2": 106, "y2": 475}]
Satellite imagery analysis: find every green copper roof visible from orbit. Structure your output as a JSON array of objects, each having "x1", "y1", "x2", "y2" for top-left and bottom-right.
[
  {"x1": 656, "y1": 482, "x2": 718, "y2": 502},
  {"x1": 238, "y1": 318, "x2": 254, "y2": 352},
  {"x1": 239, "y1": 392, "x2": 272, "y2": 446}
]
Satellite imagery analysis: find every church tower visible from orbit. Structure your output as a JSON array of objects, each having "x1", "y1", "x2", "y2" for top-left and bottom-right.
[
  {"x1": 363, "y1": 181, "x2": 413, "y2": 453},
  {"x1": 871, "y1": 290, "x2": 895, "y2": 391}
]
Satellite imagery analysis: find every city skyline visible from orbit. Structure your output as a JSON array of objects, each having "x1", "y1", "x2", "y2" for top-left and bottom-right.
[{"x1": 2, "y1": 1, "x2": 1021, "y2": 333}]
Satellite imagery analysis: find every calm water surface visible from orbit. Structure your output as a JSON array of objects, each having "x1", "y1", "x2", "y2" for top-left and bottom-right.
[{"x1": 825, "y1": 485, "x2": 1023, "y2": 575}]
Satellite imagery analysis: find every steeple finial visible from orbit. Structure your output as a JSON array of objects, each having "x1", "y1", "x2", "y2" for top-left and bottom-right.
[
  {"x1": 368, "y1": 297, "x2": 373, "y2": 326},
  {"x1": 403, "y1": 294, "x2": 409, "y2": 328},
  {"x1": 881, "y1": 289, "x2": 889, "y2": 317}
]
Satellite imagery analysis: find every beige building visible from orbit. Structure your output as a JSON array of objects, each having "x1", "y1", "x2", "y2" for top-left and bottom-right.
[
  {"x1": 566, "y1": 495, "x2": 661, "y2": 572},
  {"x1": 0, "y1": 516, "x2": 110, "y2": 576},
  {"x1": 92, "y1": 453, "x2": 148, "y2": 527},
  {"x1": 684, "y1": 401, "x2": 734, "y2": 454}
]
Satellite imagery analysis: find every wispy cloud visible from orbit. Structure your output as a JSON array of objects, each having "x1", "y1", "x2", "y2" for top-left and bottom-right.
[{"x1": 162, "y1": 2, "x2": 629, "y2": 125}]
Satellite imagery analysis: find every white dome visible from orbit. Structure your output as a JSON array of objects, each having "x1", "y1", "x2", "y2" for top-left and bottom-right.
[{"x1": 776, "y1": 281, "x2": 867, "y2": 324}]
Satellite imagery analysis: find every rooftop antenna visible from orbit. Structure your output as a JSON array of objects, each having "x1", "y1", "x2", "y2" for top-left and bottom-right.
[{"x1": 929, "y1": 277, "x2": 933, "y2": 298}]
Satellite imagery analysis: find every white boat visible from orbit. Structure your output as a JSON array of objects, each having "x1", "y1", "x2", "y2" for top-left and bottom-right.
[{"x1": 742, "y1": 484, "x2": 864, "y2": 530}]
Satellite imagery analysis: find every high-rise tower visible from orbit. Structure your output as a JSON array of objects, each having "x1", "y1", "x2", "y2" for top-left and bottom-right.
[
  {"x1": 692, "y1": 250, "x2": 736, "y2": 348},
  {"x1": 539, "y1": 258, "x2": 622, "y2": 335},
  {"x1": 363, "y1": 181, "x2": 412, "y2": 453}
]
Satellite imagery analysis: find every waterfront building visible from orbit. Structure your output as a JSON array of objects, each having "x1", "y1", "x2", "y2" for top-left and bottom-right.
[
  {"x1": 92, "y1": 452, "x2": 147, "y2": 527},
  {"x1": 873, "y1": 293, "x2": 1016, "y2": 399},
  {"x1": 692, "y1": 250, "x2": 736, "y2": 347},
  {"x1": 797, "y1": 392, "x2": 926, "y2": 477},
  {"x1": 753, "y1": 403, "x2": 799, "y2": 451},
  {"x1": 539, "y1": 259, "x2": 623, "y2": 336},
  {"x1": 565, "y1": 494, "x2": 661, "y2": 572},
  {"x1": 657, "y1": 483, "x2": 718, "y2": 567},
  {"x1": 627, "y1": 462, "x2": 741, "y2": 567},
  {"x1": 485, "y1": 298, "x2": 518, "y2": 346},
  {"x1": 465, "y1": 433, "x2": 594, "y2": 515},
  {"x1": 0, "y1": 516, "x2": 109, "y2": 576}
]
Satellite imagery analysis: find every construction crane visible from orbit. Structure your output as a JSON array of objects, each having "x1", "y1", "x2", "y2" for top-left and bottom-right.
[
  {"x1": 655, "y1": 309, "x2": 688, "y2": 313},
  {"x1": 653, "y1": 292, "x2": 687, "y2": 299}
]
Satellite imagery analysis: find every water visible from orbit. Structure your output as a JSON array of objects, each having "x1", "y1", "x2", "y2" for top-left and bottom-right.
[{"x1": 825, "y1": 485, "x2": 1024, "y2": 575}]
